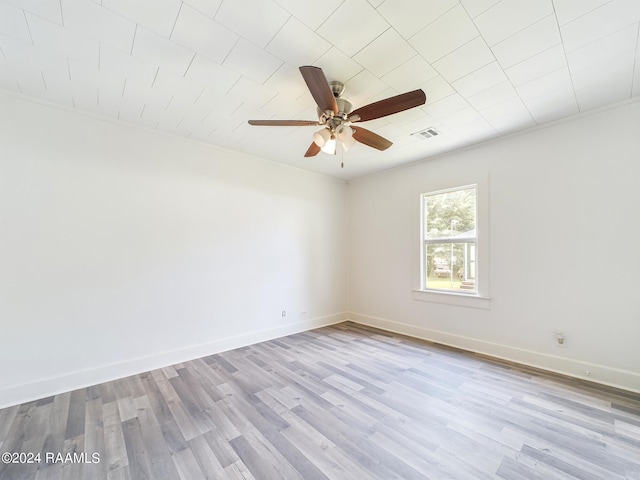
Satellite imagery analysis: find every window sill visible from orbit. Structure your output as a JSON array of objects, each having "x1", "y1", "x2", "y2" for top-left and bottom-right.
[{"x1": 412, "y1": 289, "x2": 491, "y2": 310}]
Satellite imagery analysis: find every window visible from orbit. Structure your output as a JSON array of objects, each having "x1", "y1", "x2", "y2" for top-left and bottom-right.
[{"x1": 421, "y1": 185, "x2": 477, "y2": 294}]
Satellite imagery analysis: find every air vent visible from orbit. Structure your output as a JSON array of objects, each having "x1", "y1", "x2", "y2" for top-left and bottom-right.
[{"x1": 412, "y1": 127, "x2": 441, "y2": 139}]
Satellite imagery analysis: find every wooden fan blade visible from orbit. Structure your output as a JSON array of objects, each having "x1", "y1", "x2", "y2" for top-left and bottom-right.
[
  {"x1": 349, "y1": 89, "x2": 426, "y2": 122},
  {"x1": 299, "y1": 66, "x2": 338, "y2": 115},
  {"x1": 304, "y1": 142, "x2": 321, "y2": 157},
  {"x1": 352, "y1": 126, "x2": 393, "y2": 151},
  {"x1": 248, "y1": 120, "x2": 319, "y2": 126}
]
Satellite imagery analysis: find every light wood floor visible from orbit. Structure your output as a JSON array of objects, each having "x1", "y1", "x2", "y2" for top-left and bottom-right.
[{"x1": 1, "y1": 322, "x2": 639, "y2": 480}]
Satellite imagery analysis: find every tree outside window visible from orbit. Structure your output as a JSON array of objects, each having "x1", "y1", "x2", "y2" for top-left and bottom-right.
[{"x1": 422, "y1": 186, "x2": 477, "y2": 293}]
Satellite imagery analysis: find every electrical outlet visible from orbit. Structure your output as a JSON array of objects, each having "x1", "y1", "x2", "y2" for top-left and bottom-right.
[
  {"x1": 555, "y1": 331, "x2": 566, "y2": 347},
  {"x1": 281, "y1": 310, "x2": 286, "y2": 317}
]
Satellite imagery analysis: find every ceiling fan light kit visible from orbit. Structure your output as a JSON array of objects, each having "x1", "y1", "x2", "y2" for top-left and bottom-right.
[{"x1": 248, "y1": 66, "x2": 426, "y2": 161}]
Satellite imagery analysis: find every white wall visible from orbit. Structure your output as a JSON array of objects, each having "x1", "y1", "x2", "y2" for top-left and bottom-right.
[
  {"x1": 0, "y1": 93, "x2": 348, "y2": 407},
  {"x1": 348, "y1": 99, "x2": 640, "y2": 392},
  {"x1": 2, "y1": 92, "x2": 638, "y2": 407}
]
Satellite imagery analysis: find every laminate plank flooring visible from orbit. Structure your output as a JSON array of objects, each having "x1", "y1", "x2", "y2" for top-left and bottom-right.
[{"x1": 1, "y1": 322, "x2": 639, "y2": 480}]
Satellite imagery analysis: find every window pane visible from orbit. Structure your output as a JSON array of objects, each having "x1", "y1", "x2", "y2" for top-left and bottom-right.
[
  {"x1": 422, "y1": 185, "x2": 477, "y2": 294},
  {"x1": 425, "y1": 242, "x2": 476, "y2": 292},
  {"x1": 424, "y1": 187, "x2": 476, "y2": 240}
]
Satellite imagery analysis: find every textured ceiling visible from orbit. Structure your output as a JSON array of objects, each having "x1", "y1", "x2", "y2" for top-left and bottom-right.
[{"x1": 1, "y1": 0, "x2": 639, "y2": 180}]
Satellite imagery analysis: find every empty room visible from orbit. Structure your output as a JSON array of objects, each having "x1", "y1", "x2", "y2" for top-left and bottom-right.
[{"x1": 1, "y1": 0, "x2": 639, "y2": 479}]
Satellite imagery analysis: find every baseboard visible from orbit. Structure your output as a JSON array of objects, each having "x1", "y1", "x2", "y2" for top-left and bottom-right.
[
  {"x1": 0, "y1": 313, "x2": 347, "y2": 409},
  {"x1": 348, "y1": 312, "x2": 640, "y2": 395}
]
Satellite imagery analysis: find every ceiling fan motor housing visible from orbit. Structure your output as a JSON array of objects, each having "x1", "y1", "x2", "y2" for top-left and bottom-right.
[
  {"x1": 317, "y1": 81, "x2": 353, "y2": 125},
  {"x1": 318, "y1": 100, "x2": 353, "y2": 128}
]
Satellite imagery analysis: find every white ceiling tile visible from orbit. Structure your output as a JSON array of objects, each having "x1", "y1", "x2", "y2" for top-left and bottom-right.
[
  {"x1": 266, "y1": 17, "x2": 331, "y2": 67},
  {"x1": 26, "y1": 13, "x2": 99, "y2": 66},
  {"x1": 522, "y1": 90, "x2": 579, "y2": 123},
  {"x1": 433, "y1": 36, "x2": 495, "y2": 83},
  {"x1": 451, "y1": 61, "x2": 507, "y2": 97},
  {"x1": 553, "y1": 0, "x2": 609, "y2": 26},
  {"x1": 97, "y1": 84, "x2": 126, "y2": 114},
  {"x1": 151, "y1": 68, "x2": 206, "y2": 106},
  {"x1": 419, "y1": 75, "x2": 456, "y2": 103},
  {"x1": 317, "y1": 0, "x2": 389, "y2": 57},
  {"x1": 3, "y1": 0, "x2": 62, "y2": 24},
  {"x1": 223, "y1": 39, "x2": 282, "y2": 84},
  {"x1": 96, "y1": 90, "x2": 125, "y2": 118},
  {"x1": 344, "y1": 69, "x2": 389, "y2": 106},
  {"x1": 504, "y1": 44, "x2": 566, "y2": 86},
  {"x1": 11, "y1": 63, "x2": 47, "y2": 96},
  {"x1": 71, "y1": 84, "x2": 99, "y2": 109},
  {"x1": 61, "y1": 0, "x2": 136, "y2": 54},
  {"x1": 140, "y1": 100, "x2": 170, "y2": 126},
  {"x1": 377, "y1": 0, "x2": 458, "y2": 39},
  {"x1": 194, "y1": 88, "x2": 242, "y2": 116},
  {"x1": 491, "y1": 15, "x2": 560, "y2": 69},
  {"x1": 423, "y1": 93, "x2": 470, "y2": 119},
  {"x1": 40, "y1": 61, "x2": 74, "y2": 105},
  {"x1": 480, "y1": 97, "x2": 536, "y2": 135},
  {"x1": 119, "y1": 97, "x2": 170, "y2": 129},
  {"x1": 386, "y1": 103, "x2": 428, "y2": 127},
  {"x1": 314, "y1": 47, "x2": 364, "y2": 83},
  {"x1": 632, "y1": 62, "x2": 640, "y2": 96},
  {"x1": 184, "y1": 54, "x2": 239, "y2": 93},
  {"x1": 571, "y1": 53, "x2": 635, "y2": 93},
  {"x1": 227, "y1": 75, "x2": 277, "y2": 107},
  {"x1": 439, "y1": 106, "x2": 484, "y2": 128},
  {"x1": 182, "y1": 0, "x2": 222, "y2": 19},
  {"x1": 69, "y1": 59, "x2": 125, "y2": 95},
  {"x1": 262, "y1": 92, "x2": 312, "y2": 120},
  {"x1": 484, "y1": 109, "x2": 536, "y2": 135},
  {"x1": 409, "y1": 4, "x2": 479, "y2": 63},
  {"x1": 215, "y1": 0, "x2": 289, "y2": 48},
  {"x1": 263, "y1": 63, "x2": 309, "y2": 101},
  {"x1": 116, "y1": 93, "x2": 148, "y2": 122},
  {"x1": 102, "y1": 0, "x2": 182, "y2": 38},
  {"x1": 164, "y1": 93, "x2": 212, "y2": 119},
  {"x1": 566, "y1": 25, "x2": 638, "y2": 74},
  {"x1": 375, "y1": 122, "x2": 416, "y2": 147},
  {"x1": 474, "y1": 0, "x2": 554, "y2": 46},
  {"x1": 45, "y1": 81, "x2": 76, "y2": 107},
  {"x1": 0, "y1": 2, "x2": 31, "y2": 43},
  {"x1": 451, "y1": 118, "x2": 498, "y2": 143},
  {"x1": 0, "y1": 62, "x2": 20, "y2": 92},
  {"x1": 99, "y1": 44, "x2": 158, "y2": 87},
  {"x1": 466, "y1": 80, "x2": 517, "y2": 111},
  {"x1": 353, "y1": 29, "x2": 417, "y2": 77},
  {"x1": 122, "y1": 76, "x2": 170, "y2": 106},
  {"x1": 132, "y1": 27, "x2": 194, "y2": 77},
  {"x1": 575, "y1": 76, "x2": 633, "y2": 112},
  {"x1": 459, "y1": 0, "x2": 500, "y2": 19},
  {"x1": 272, "y1": 0, "x2": 342, "y2": 30},
  {"x1": 560, "y1": 1, "x2": 640, "y2": 52},
  {"x1": 479, "y1": 95, "x2": 533, "y2": 123},
  {"x1": 381, "y1": 55, "x2": 438, "y2": 92},
  {"x1": 170, "y1": 4, "x2": 237, "y2": 64},
  {"x1": 516, "y1": 66, "x2": 573, "y2": 102},
  {"x1": 0, "y1": 32, "x2": 63, "y2": 71}
]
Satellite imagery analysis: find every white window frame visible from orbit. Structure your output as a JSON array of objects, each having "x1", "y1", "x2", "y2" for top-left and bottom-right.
[{"x1": 412, "y1": 173, "x2": 491, "y2": 310}]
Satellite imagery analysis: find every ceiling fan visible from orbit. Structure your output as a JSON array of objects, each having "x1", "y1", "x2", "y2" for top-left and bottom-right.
[{"x1": 248, "y1": 66, "x2": 427, "y2": 157}]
